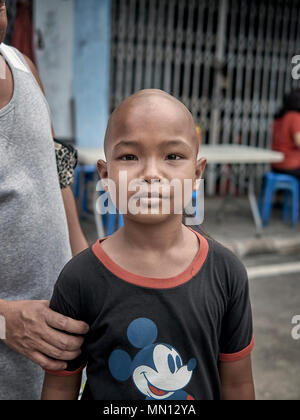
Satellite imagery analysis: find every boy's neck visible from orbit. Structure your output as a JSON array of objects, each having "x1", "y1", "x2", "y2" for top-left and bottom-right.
[{"x1": 117, "y1": 216, "x2": 187, "y2": 253}]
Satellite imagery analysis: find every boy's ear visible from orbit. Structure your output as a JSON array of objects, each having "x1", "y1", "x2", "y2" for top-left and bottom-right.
[
  {"x1": 97, "y1": 159, "x2": 109, "y2": 191},
  {"x1": 193, "y1": 158, "x2": 207, "y2": 191},
  {"x1": 194, "y1": 158, "x2": 207, "y2": 190},
  {"x1": 97, "y1": 159, "x2": 108, "y2": 179}
]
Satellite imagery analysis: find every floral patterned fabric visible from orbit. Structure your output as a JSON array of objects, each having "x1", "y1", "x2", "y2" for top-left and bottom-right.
[{"x1": 54, "y1": 139, "x2": 78, "y2": 189}]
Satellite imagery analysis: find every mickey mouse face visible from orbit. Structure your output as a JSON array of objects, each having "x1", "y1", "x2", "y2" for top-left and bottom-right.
[
  {"x1": 108, "y1": 318, "x2": 196, "y2": 400},
  {"x1": 132, "y1": 343, "x2": 196, "y2": 399}
]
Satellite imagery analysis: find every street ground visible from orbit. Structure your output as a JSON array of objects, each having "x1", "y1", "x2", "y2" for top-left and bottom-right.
[{"x1": 245, "y1": 254, "x2": 300, "y2": 400}]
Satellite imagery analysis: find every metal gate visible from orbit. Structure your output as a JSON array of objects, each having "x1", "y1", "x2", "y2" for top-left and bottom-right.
[{"x1": 110, "y1": 0, "x2": 300, "y2": 196}]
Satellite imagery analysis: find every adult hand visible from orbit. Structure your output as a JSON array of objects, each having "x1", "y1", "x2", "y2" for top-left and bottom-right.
[{"x1": 0, "y1": 300, "x2": 89, "y2": 371}]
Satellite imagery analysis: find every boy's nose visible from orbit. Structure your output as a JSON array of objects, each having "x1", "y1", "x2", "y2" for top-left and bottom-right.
[
  {"x1": 144, "y1": 177, "x2": 161, "y2": 184},
  {"x1": 143, "y1": 161, "x2": 162, "y2": 184}
]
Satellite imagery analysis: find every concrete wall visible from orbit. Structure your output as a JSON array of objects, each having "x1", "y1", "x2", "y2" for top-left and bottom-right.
[
  {"x1": 73, "y1": 0, "x2": 111, "y2": 148},
  {"x1": 34, "y1": 0, "x2": 111, "y2": 147},
  {"x1": 33, "y1": 0, "x2": 74, "y2": 140}
]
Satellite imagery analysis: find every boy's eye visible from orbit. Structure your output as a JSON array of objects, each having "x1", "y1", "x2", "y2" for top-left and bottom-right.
[
  {"x1": 119, "y1": 154, "x2": 138, "y2": 161},
  {"x1": 167, "y1": 154, "x2": 182, "y2": 160}
]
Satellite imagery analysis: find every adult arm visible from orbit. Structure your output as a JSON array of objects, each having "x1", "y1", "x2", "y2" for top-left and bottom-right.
[
  {"x1": 219, "y1": 355, "x2": 255, "y2": 400},
  {"x1": 22, "y1": 54, "x2": 88, "y2": 255},
  {"x1": 61, "y1": 186, "x2": 89, "y2": 255},
  {"x1": 0, "y1": 299, "x2": 89, "y2": 371},
  {"x1": 0, "y1": 55, "x2": 90, "y2": 367}
]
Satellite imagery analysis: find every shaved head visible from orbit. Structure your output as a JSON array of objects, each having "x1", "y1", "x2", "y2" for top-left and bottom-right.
[
  {"x1": 98, "y1": 89, "x2": 207, "y2": 224},
  {"x1": 104, "y1": 89, "x2": 199, "y2": 159}
]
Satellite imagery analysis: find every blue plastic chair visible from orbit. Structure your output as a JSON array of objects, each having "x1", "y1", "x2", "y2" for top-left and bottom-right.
[
  {"x1": 74, "y1": 166, "x2": 124, "y2": 235},
  {"x1": 259, "y1": 172, "x2": 299, "y2": 227},
  {"x1": 191, "y1": 190, "x2": 200, "y2": 221},
  {"x1": 74, "y1": 165, "x2": 97, "y2": 215}
]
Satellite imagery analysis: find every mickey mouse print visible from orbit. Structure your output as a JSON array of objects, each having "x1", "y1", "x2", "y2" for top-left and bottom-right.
[{"x1": 108, "y1": 318, "x2": 196, "y2": 400}]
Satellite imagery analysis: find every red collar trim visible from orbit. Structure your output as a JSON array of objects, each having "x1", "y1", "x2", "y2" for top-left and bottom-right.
[{"x1": 92, "y1": 227, "x2": 209, "y2": 289}]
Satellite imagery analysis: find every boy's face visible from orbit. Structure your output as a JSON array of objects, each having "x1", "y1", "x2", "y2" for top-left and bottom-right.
[
  {"x1": 98, "y1": 91, "x2": 206, "y2": 224},
  {"x1": 0, "y1": 0, "x2": 7, "y2": 44}
]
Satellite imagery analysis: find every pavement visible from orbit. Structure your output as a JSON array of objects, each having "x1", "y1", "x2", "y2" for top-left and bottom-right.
[
  {"x1": 202, "y1": 196, "x2": 300, "y2": 258},
  {"x1": 248, "y1": 269, "x2": 300, "y2": 400}
]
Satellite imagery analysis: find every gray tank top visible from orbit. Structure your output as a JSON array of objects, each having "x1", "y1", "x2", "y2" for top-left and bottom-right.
[{"x1": 0, "y1": 43, "x2": 72, "y2": 400}]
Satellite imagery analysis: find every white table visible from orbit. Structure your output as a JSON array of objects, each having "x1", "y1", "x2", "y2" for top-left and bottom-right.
[
  {"x1": 199, "y1": 146, "x2": 284, "y2": 236},
  {"x1": 77, "y1": 145, "x2": 284, "y2": 166},
  {"x1": 77, "y1": 145, "x2": 284, "y2": 237},
  {"x1": 200, "y1": 145, "x2": 283, "y2": 165}
]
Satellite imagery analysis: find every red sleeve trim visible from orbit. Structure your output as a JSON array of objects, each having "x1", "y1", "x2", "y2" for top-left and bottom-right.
[
  {"x1": 219, "y1": 336, "x2": 255, "y2": 363},
  {"x1": 44, "y1": 364, "x2": 86, "y2": 377}
]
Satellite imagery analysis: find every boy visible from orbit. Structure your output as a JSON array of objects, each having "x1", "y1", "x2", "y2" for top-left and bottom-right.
[{"x1": 41, "y1": 90, "x2": 255, "y2": 400}]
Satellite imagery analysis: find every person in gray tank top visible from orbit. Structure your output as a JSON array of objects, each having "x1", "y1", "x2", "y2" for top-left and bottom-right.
[{"x1": 0, "y1": 1, "x2": 89, "y2": 400}]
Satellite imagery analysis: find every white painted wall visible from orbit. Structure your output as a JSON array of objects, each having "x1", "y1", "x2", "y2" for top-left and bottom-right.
[{"x1": 33, "y1": 0, "x2": 74, "y2": 140}]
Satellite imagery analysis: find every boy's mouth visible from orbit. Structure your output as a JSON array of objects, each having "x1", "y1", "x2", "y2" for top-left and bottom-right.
[
  {"x1": 136, "y1": 191, "x2": 161, "y2": 198},
  {"x1": 135, "y1": 191, "x2": 170, "y2": 200}
]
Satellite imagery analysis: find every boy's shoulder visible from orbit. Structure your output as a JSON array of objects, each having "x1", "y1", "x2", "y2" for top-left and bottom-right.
[
  {"x1": 207, "y1": 237, "x2": 245, "y2": 268},
  {"x1": 62, "y1": 246, "x2": 96, "y2": 274},
  {"x1": 205, "y1": 237, "x2": 249, "y2": 293},
  {"x1": 52, "y1": 245, "x2": 108, "y2": 316},
  {"x1": 56, "y1": 246, "x2": 103, "y2": 290}
]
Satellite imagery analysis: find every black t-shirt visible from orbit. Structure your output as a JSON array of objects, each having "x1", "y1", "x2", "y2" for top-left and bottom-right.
[{"x1": 47, "y1": 227, "x2": 254, "y2": 400}]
